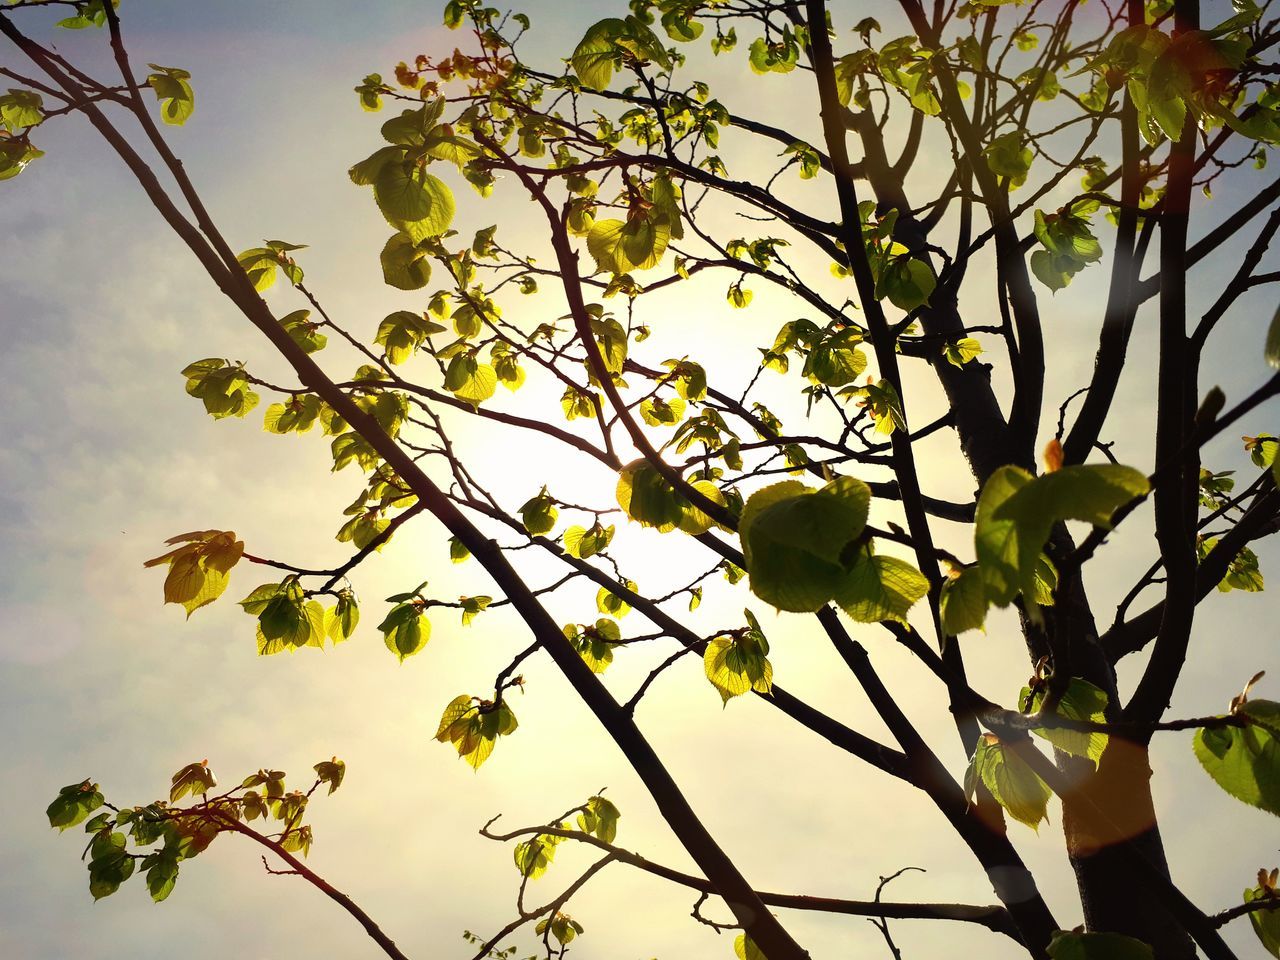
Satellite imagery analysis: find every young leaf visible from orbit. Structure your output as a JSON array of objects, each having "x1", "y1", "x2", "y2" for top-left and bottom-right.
[
  {"x1": 735, "y1": 933, "x2": 766, "y2": 960},
  {"x1": 1245, "y1": 869, "x2": 1280, "y2": 958},
  {"x1": 966, "y1": 733, "x2": 1052, "y2": 829},
  {"x1": 1194, "y1": 700, "x2": 1280, "y2": 816},
  {"x1": 170, "y1": 760, "x2": 216, "y2": 803},
  {"x1": 616, "y1": 460, "x2": 686, "y2": 532},
  {"x1": 975, "y1": 464, "x2": 1148, "y2": 612},
  {"x1": 514, "y1": 831, "x2": 564, "y2": 878},
  {"x1": 1021, "y1": 678, "x2": 1111, "y2": 767},
  {"x1": 833, "y1": 548, "x2": 929, "y2": 624},
  {"x1": 313, "y1": 758, "x2": 346, "y2": 795},
  {"x1": 379, "y1": 603, "x2": 431, "y2": 663},
  {"x1": 940, "y1": 567, "x2": 988, "y2": 635},
  {"x1": 576, "y1": 795, "x2": 621, "y2": 843},
  {"x1": 144, "y1": 851, "x2": 180, "y2": 903},
  {"x1": 143, "y1": 531, "x2": 244, "y2": 618},
  {"x1": 587, "y1": 216, "x2": 671, "y2": 274},
  {"x1": 566, "y1": 619, "x2": 620, "y2": 673},
  {"x1": 571, "y1": 19, "x2": 628, "y2": 90},
  {"x1": 146, "y1": 65, "x2": 194, "y2": 126},
  {"x1": 704, "y1": 632, "x2": 773, "y2": 703},
  {"x1": 520, "y1": 488, "x2": 559, "y2": 535},
  {"x1": 1046, "y1": 930, "x2": 1154, "y2": 960},
  {"x1": 47, "y1": 781, "x2": 105, "y2": 832},
  {"x1": 435, "y1": 696, "x2": 518, "y2": 770},
  {"x1": 738, "y1": 475, "x2": 871, "y2": 612},
  {"x1": 596, "y1": 582, "x2": 634, "y2": 618}
]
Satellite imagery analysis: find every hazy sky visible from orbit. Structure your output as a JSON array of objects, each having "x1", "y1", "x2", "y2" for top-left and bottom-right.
[{"x1": 2, "y1": 3, "x2": 1278, "y2": 959}]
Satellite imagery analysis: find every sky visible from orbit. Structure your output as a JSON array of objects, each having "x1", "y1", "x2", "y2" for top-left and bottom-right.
[{"x1": 2, "y1": 2, "x2": 1279, "y2": 959}]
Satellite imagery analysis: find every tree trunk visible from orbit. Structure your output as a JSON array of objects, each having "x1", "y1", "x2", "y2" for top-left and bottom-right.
[
  {"x1": 1038, "y1": 530, "x2": 1196, "y2": 959},
  {"x1": 1062, "y1": 745, "x2": 1196, "y2": 960}
]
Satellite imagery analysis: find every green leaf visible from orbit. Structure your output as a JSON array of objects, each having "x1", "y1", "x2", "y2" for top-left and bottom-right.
[
  {"x1": 181, "y1": 358, "x2": 261, "y2": 419},
  {"x1": 663, "y1": 358, "x2": 707, "y2": 401},
  {"x1": 804, "y1": 339, "x2": 867, "y2": 387},
  {"x1": 449, "y1": 536, "x2": 471, "y2": 564},
  {"x1": 1215, "y1": 542, "x2": 1264, "y2": 593},
  {"x1": 748, "y1": 36, "x2": 799, "y2": 74},
  {"x1": 564, "y1": 523, "x2": 614, "y2": 558},
  {"x1": 833, "y1": 549, "x2": 929, "y2": 624},
  {"x1": 143, "y1": 531, "x2": 244, "y2": 617},
  {"x1": 0, "y1": 137, "x2": 44, "y2": 180},
  {"x1": 349, "y1": 145, "x2": 404, "y2": 185},
  {"x1": 353, "y1": 73, "x2": 386, "y2": 112},
  {"x1": 264, "y1": 394, "x2": 323, "y2": 435},
  {"x1": 1245, "y1": 877, "x2": 1280, "y2": 958},
  {"x1": 704, "y1": 631, "x2": 773, "y2": 703},
  {"x1": 587, "y1": 216, "x2": 671, "y2": 274},
  {"x1": 590, "y1": 315, "x2": 629, "y2": 373},
  {"x1": 379, "y1": 232, "x2": 432, "y2": 290},
  {"x1": 146, "y1": 65, "x2": 194, "y2": 126},
  {"x1": 570, "y1": 16, "x2": 670, "y2": 90},
  {"x1": 677, "y1": 479, "x2": 728, "y2": 536},
  {"x1": 326, "y1": 593, "x2": 360, "y2": 642},
  {"x1": 738, "y1": 476, "x2": 871, "y2": 612},
  {"x1": 87, "y1": 834, "x2": 135, "y2": 900},
  {"x1": 1247, "y1": 434, "x2": 1277, "y2": 468},
  {"x1": 278, "y1": 309, "x2": 326, "y2": 354},
  {"x1": 257, "y1": 587, "x2": 314, "y2": 650},
  {"x1": 235, "y1": 245, "x2": 304, "y2": 293},
  {"x1": 571, "y1": 19, "x2": 628, "y2": 90},
  {"x1": 975, "y1": 464, "x2": 1148, "y2": 611},
  {"x1": 877, "y1": 256, "x2": 936, "y2": 312},
  {"x1": 661, "y1": 8, "x2": 702, "y2": 42},
  {"x1": 596, "y1": 583, "x2": 633, "y2": 618},
  {"x1": 47, "y1": 781, "x2": 104, "y2": 832},
  {"x1": 443, "y1": 354, "x2": 497, "y2": 405},
  {"x1": 170, "y1": 761, "x2": 216, "y2": 803},
  {"x1": 379, "y1": 603, "x2": 430, "y2": 662},
  {"x1": 538, "y1": 913, "x2": 583, "y2": 946},
  {"x1": 313, "y1": 758, "x2": 346, "y2": 795},
  {"x1": 514, "y1": 831, "x2": 563, "y2": 878},
  {"x1": 239, "y1": 581, "x2": 287, "y2": 615},
  {"x1": 966, "y1": 733, "x2": 1052, "y2": 829},
  {"x1": 851, "y1": 379, "x2": 906, "y2": 435},
  {"x1": 640, "y1": 395, "x2": 685, "y2": 427},
  {"x1": 984, "y1": 131, "x2": 1033, "y2": 188},
  {"x1": 735, "y1": 933, "x2": 766, "y2": 960},
  {"x1": 374, "y1": 164, "x2": 455, "y2": 237},
  {"x1": 520, "y1": 489, "x2": 558, "y2": 535},
  {"x1": 567, "y1": 619, "x2": 620, "y2": 672},
  {"x1": 941, "y1": 567, "x2": 988, "y2": 635},
  {"x1": 380, "y1": 100, "x2": 445, "y2": 146},
  {"x1": 943, "y1": 337, "x2": 983, "y2": 367},
  {"x1": 1030, "y1": 206, "x2": 1104, "y2": 291},
  {"x1": 1194, "y1": 700, "x2": 1280, "y2": 816},
  {"x1": 1021, "y1": 678, "x2": 1110, "y2": 767},
  {"x1": 576, "y1": 795, "x2": 621, "y2": 843},
  {"x1": 459, "y1": 595, "x2": 491, "y2": 626},
  {"x1": 616, "y1": 460, "x2": 686, "y2": 532},
  {"x1": 0, "y1": 88, "x2": 44, "y2": 129},
  {"x1": 144, "y1": 850, "x2": 180, "y2": 902},
  {"x1": 435, "y1": 696, "x2": 517, "y2": 769},
  {"x1": 1046, "y1": 930, "x2": 1154, "y2": 960},
  {"x1": 376, "y1": 309, "x2": 445, "y2": 364}
]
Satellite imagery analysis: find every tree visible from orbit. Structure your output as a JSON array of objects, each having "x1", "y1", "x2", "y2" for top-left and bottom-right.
[{"x1": 8, "y1": 0, "x2": 1280, "y2": 956}]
